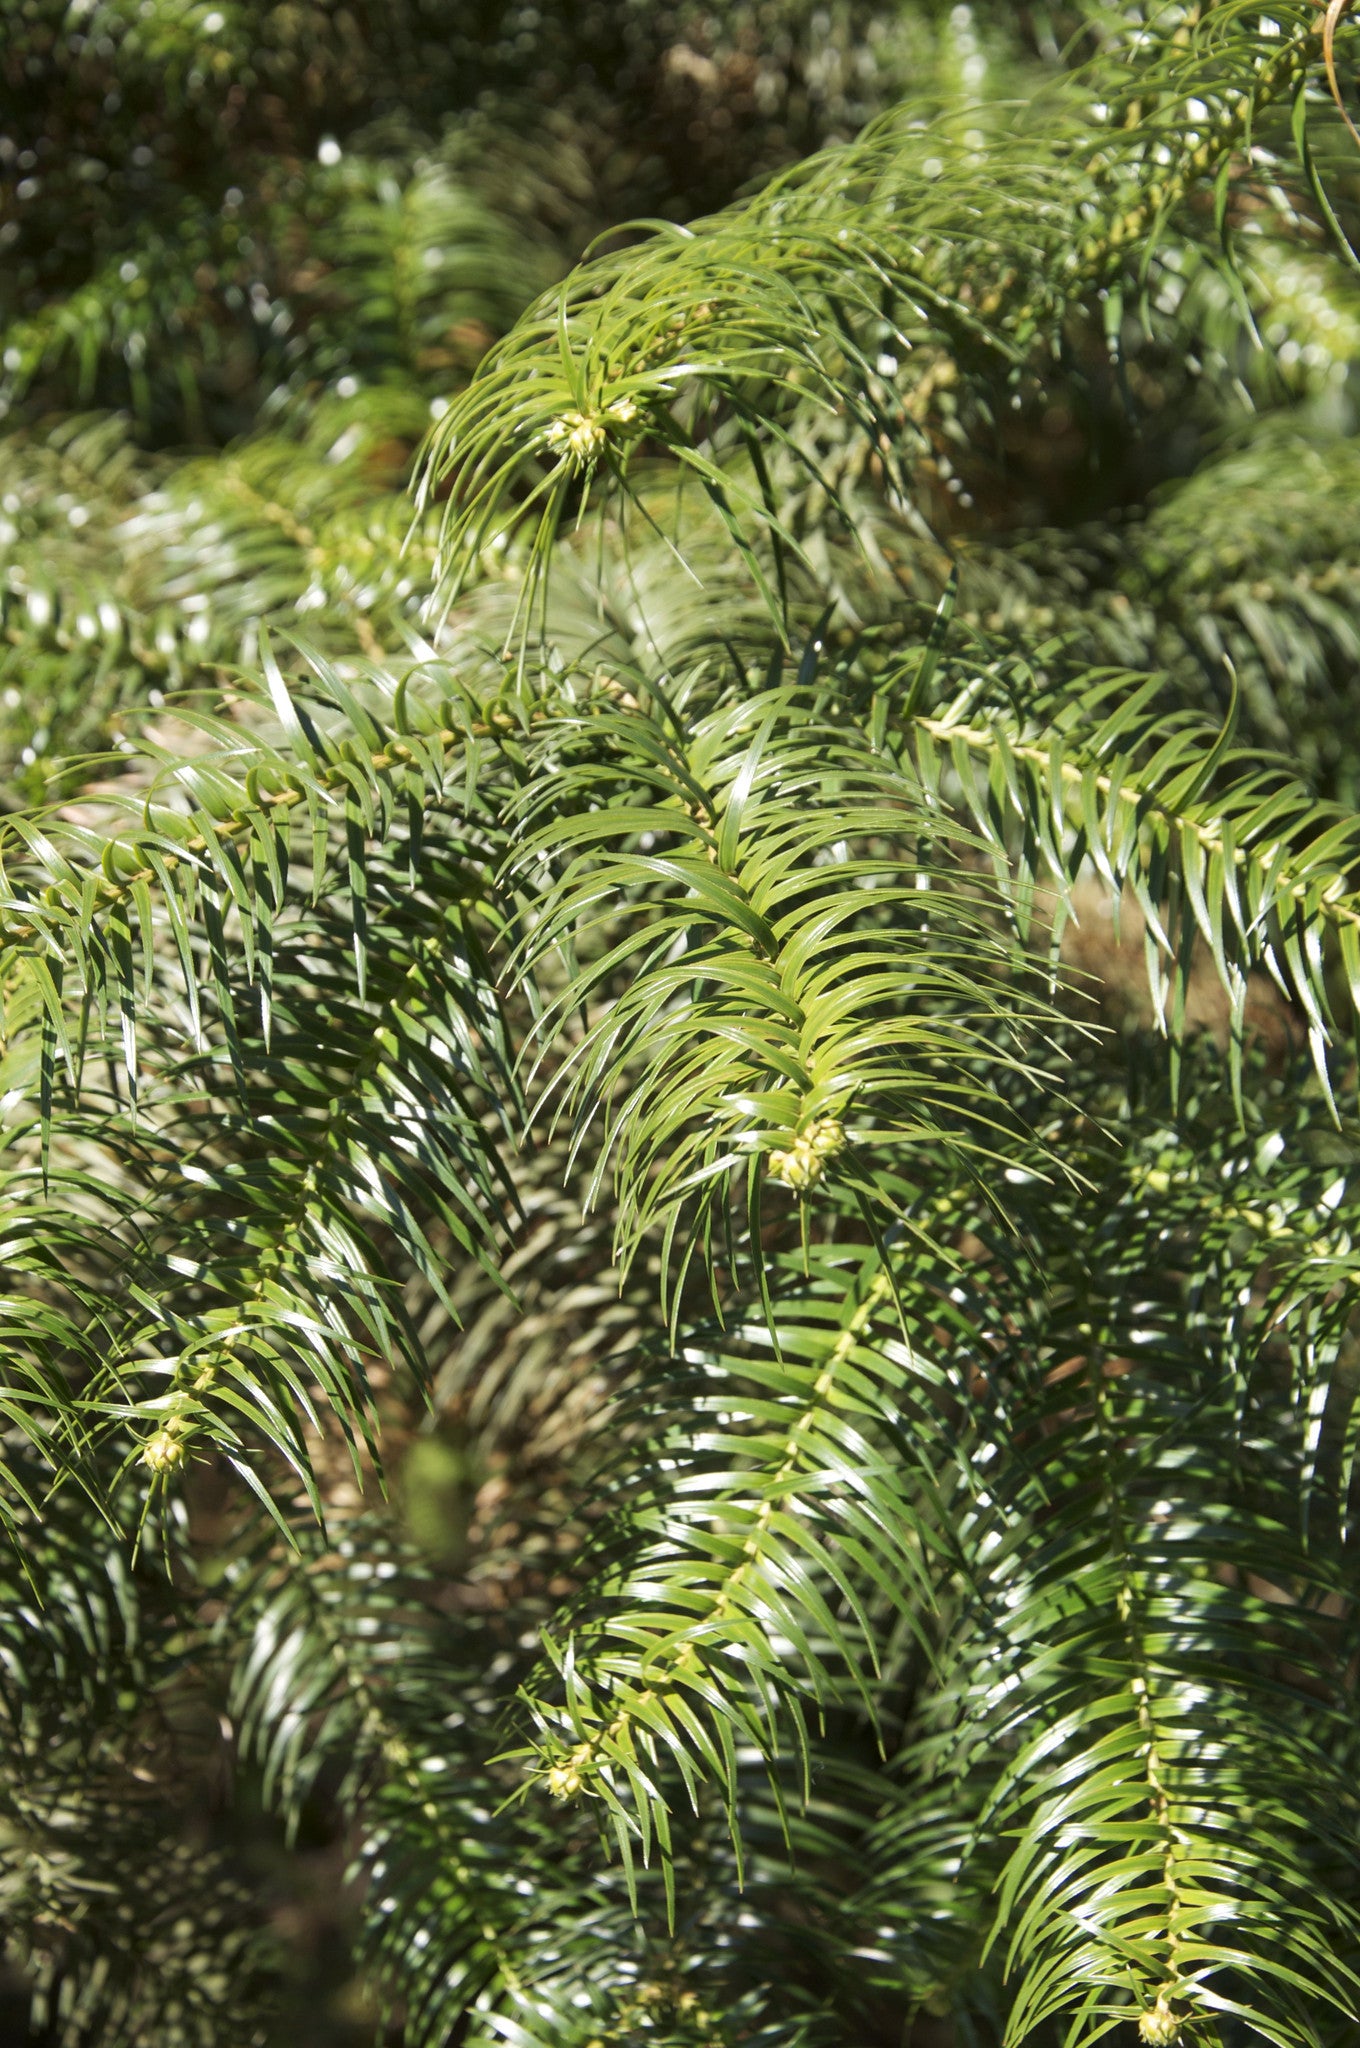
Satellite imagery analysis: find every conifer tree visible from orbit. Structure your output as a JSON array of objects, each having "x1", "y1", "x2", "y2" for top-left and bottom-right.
[{"x1": 4, "y1": 4, "x2": 1360, "y2": 2045}]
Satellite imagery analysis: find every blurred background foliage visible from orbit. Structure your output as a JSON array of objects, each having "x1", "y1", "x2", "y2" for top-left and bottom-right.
[
  {"x1": 6, "y1": 1, "x2": 1360, "y2": 810},
  {"x1": 5, "y1": 2, "x2": 1360, "y2": 2044}
]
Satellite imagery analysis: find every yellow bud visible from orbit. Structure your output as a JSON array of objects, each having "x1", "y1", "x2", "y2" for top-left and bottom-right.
[
  {"x1": 546, "y1": 1761, "x2": 582, "y2": 1799},
  {"x1": 141, "y1": 1426, "x2": 187, "y2": 1475},
  {"x1": 1138, "y1": 1993, "x2": 1182, "y2": 2047},
  {"x1": 544, "y1": 409, "x2": 609, "y2": 469},
  {"x1": 768, "y1": 1117, "x2": 845, "y2": 1191},
  {"x1": 546, "y1": 1740, "x2": 595, "y2": 1800}
]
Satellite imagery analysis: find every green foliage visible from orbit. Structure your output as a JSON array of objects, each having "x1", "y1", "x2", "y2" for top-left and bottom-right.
[
  {"x1": 7, "y1": 2, "x2": 1360, "y2": 2045},
  {"x1": 0, "y1": 1476, "x2": 280, "y2": 2044}
]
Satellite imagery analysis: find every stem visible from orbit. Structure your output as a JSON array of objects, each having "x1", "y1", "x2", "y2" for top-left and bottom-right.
[{"x1": 544, "y1": 1263, "x2": 894, "y2": 1797}]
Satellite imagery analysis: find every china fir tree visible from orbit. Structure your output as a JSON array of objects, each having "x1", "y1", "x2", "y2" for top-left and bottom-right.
[{"x1": 5, "y1": 4, "x2": 1360, "y2": 2045}]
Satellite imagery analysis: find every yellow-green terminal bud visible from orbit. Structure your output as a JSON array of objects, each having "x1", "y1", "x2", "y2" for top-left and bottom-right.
[
  {"x1": 769, "y1": 1116, "x2": 845, "y2": 1191},
  {"x1": 1138, "y1": 1993, "x2": 1182, "y2": 2047},
  {"x1": 545, "y1": 1740, "x2": 595, "y2": 1800},
  {"x1": 141, "y1": 1421, "x2": 188, "y2": 1474},
  {"x1": 544, "y1": 397, "x2": 641, "y2": 472},
  {"x1": 545, "y1": 410, "x2": 607, "y2": 466}
]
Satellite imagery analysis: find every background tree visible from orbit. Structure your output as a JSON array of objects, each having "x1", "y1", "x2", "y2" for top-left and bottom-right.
[{"x1": 4, "y1": 4, "x2": 1360, "y2": 2045}]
